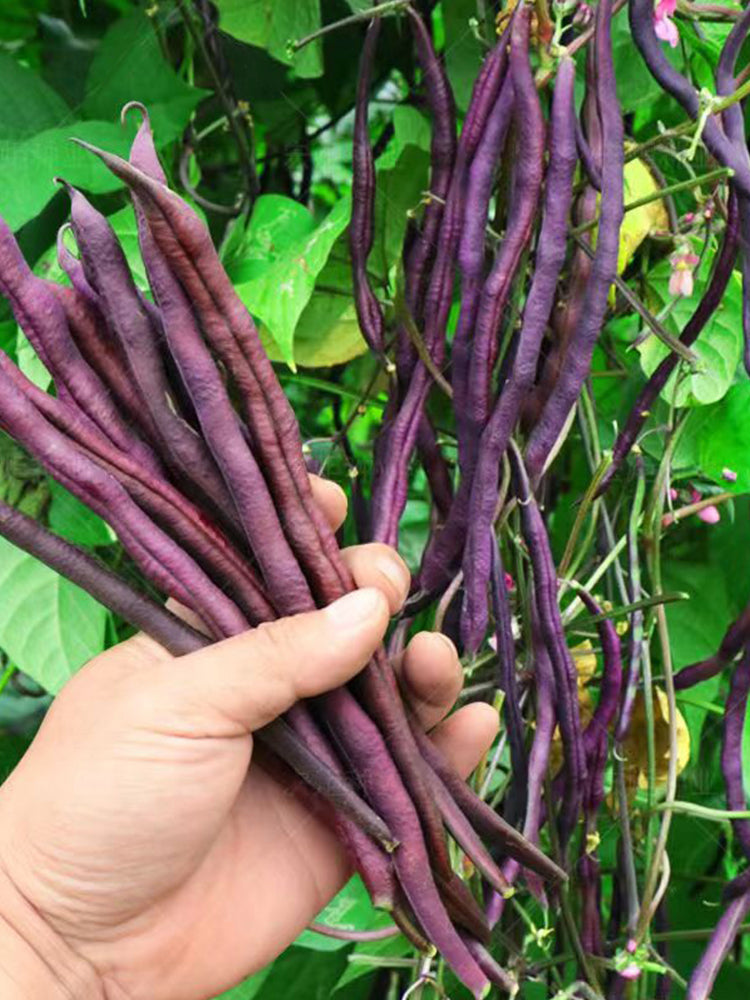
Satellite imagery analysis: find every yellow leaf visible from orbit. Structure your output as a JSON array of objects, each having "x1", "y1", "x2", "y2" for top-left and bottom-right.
[
  {"x1": 618, "y1": 157, "x2": 669, "y2": 276},
  {"x1": 621, "y1": 686, "x2": 691, "y2": 797},
  {"x1": 571, "y1": 639, "x2": 598, "y2": 687}
]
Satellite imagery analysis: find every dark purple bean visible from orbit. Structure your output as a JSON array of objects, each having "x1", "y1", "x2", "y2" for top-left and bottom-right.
[
  {"x1": 509, "y1": 441, "x2": 585, "y2": 850},
  {"x1": 60, "y1": 184, "x2": 242, "y2": 525},
  {"x1": 489, "y1": 535, "x2": 527, "y2": 823},
  {"x1": 489, "y1": 605, "x2": 557, "y2": 925},
  {"x1": 685, "y1": 890, "x2": 750, "y2": 1000},
  {"x1": 0, "y1": 218, "x2": 160, "y2": 476},
  {"x1": 576, "y1": 588, "x2": 623, "y2": 762},
  {"x1": 410, "y1": 721, "x2": 566, "y2": 884},
  {"x1": 322, "y1": 687, "x2": 490, "y2": 998},
  {"x1": 371, "y1": 25, "x2": 512, "y2": 547},
  {"x1": 629, "y1": 0, "x2": 750, "y2": 198},
  {"x1": 465, "y1": 7, "x2": 545, "y2": 447},
  {"x1": 452, "y1": 74, "x2": 516, "y2": 470},
  {"x1": 597, "y1": 195, "x2": 740, "y2": 497},
  {"x1": 716, "y1": 11, "x2": 750, "y2": 377},
  {"x1": 721, "y1": 648, "x2": 750, "y2": 859},
  {"x1": 525, "y1": 0, "x2": 623, "y2": 483},
  {"x1": 575, "y1": 115, "x2": 602, "y2": 190},
  {"x1": 0, "y1": 360, "x2": 248, "y2": 637},
  {"x1": 0, "y1": 351, "x2": 275, "y2": 623},
  {"x1": 460, "y1": 933, "x2": 517, "y2": 994},
  {"x1": 350, "y1": 19, "x2": 385, "y2": 356},
  {"x1": 397, "y1": 6, "x2": 456, "y2": 362},
  {"x1": 675, "y1": 580, "x2": 750, "y2": 690},
  {"x1": 460, "y1": 56, "x2": 577, "y2": 649}
]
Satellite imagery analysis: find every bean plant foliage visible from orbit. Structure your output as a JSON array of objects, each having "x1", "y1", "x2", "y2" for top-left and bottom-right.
[{"x1": 3, "y1": 0, "x2": 750, "y2": 997}]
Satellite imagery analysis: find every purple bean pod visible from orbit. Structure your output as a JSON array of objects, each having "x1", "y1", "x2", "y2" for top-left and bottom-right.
[
  {"x1": 465, "y1": 6, "x2": 545, "y2": 448},
  {"x1": 322, "y1": 687, "x2": 490, "y2": 998},
  {"x1": 453, "y1": 75, "x2": 516, "y2": 462},
  {"x1": 525, "y1": 0, "x2": 623, "y2": 484},
  {"x1": 0, "y1": 218, "x2": 160, "y2": 476},
  {"x1": 398, "y1": 5, "x2": 457, "y2": 372},
  {"x1": 489, "y1": 535, "x2": 527, "y2": 823},
  {"x1": 685, "y1": 890, "x2": 750, "y2": 1000},
  {"x1": 509, "y1": 441, "x2": 585, "y2": 850},
  {"x1": 576, "y1": 588, "x2": 623, "y2": 764},
  {"x1": 460, "y1": 56, "x2": 577, "y2": 648},
  {"x1": 675, "y1": 580, "x2": 750, "y2": 690},
  {"x1": 60, "y1": 184, "x2": 242, "y2": 524},
  {"x1": 721, "y1": 648, "x2": 750, "y2": 859},
  {"x1": 575, "y1": 115, "x2": 602, "y2": 191},
  {"x1": 597, "y1": 194, "x2": 740, "y2": 497},
  {"x1": 716, "y1": 9, "x2": 750, "y2": 377},
  {"x1": 489, "y1": 604, "x2": 557, "y2": 926},
  {"x1": 370, "y1": 24, "x2": 512, "y2": 547},
  {"x1": 0, "y1": 359, "x2": 248, "y2": 638},
  {"x1": 350, "y1": 19, "x2": 385, "y2": 356},
  {"x1": 629, "y1": 0, "x2": 750, "y2": 198}
]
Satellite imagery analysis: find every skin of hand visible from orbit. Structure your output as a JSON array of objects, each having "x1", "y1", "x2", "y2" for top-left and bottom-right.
[{"x1": 0, "y1": 477, "x2": 499, "y2": 1000}]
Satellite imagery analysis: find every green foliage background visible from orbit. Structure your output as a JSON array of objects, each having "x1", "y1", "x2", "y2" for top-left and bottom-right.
[{"x1": 1, "y1": 1, "x2": 750, "y2": 997}]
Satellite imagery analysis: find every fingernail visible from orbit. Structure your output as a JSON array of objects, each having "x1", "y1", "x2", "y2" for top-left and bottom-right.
[
  {"x1": 376, "y1": 553, "x2": 410, "y2": 606},
  {"x1": 325, "y1": 588, "x2": 386, "y2": 628}
]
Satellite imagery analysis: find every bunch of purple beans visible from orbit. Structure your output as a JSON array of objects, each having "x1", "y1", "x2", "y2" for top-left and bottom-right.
[{"x1": 2, "y1": 0, "x2": 750, "y2": 995}]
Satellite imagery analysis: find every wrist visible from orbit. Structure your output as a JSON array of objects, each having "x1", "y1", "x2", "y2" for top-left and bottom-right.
[{"x1": 0, "y1": 867, "x2": 104, "y2": 1000}]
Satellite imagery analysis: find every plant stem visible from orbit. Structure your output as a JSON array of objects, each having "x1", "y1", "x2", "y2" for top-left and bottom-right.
[
  {"x1": 571, "y1": 234, "x2": 698, "y2": 364},
  {"x1": 651, "y1": 800, "x2": 750, "y2": 821},
  {"x1": 0, "y1": 663, "x2": 16, "y2": 697},
  {"x1": 290, "y1": 0, "x2": 410, "y2": 52},
  {"x1": 176, "y1": 0, "x2": 258, "y2": 203},
  {"x1": 559, "y1": 455, "x2": 612, "y2": 577},
  {"x1": 662, "y1": 490, "x2": 737, "y2": 526},
  {"x1": 571, "y1": 166, "x2": 733, "y2": 237}
]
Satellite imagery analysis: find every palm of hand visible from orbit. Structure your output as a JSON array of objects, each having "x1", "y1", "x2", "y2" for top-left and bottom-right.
[{"x1": 0, "y1": 485, "x2": 498, "y2": 1000}]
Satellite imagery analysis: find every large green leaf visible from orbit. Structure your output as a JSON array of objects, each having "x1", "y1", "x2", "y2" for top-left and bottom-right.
[
  {"x1": 0, "y1": 52, "x2": 71, "y2": 139},
  {"x1": 0, "y1": 536, "x2": 107, "y2": 693},
  {"x1": 232, "y1": 196, "x2": 351, "y2": 365},
  {"x1": 640, "y1": 254, "x2": 743, "y2": 408},
  {"x1": 83, "y1": 11, "x2": 207, "y2": 146},
  {"x1": 47, "y1": 480, "x2": 114, "y2": 548},
  {"x1": 296, "y1": 876, "x2": 384, "y2": 952},
  {"x1": 443, "y1": 0, "x2": 483, "y2": 112},
  {"x1": 214, "y1": 0, "x2": 323, "y2": 79},
  {"x1": 214, "y1": 946, "x2": 350, "y2": 1000},
  {"x1": 693, "y1": 381, "x2": 750, "y2": 492},
  {"x1": 0, "y1": 119, "x2": 135, "y2": 232}
]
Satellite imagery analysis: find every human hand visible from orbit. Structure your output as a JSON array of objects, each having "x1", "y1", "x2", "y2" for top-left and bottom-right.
[{"x1": 0, "y1": 477, "x2": 499, "y2": 1000}]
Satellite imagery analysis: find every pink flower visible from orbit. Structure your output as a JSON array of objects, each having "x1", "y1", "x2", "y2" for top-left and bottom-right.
[
  {"x1": 504, "y1": 571, "x2": 515, "y2": 592},
  {"x1": 722, "y1": 467, "x2": 738, "y2": 482},
  {"x1": 698, "y1": 505, "x2": 720, "y2": 524},
  {"x1": 654, "y1": 0, "x2": 679, "y2": 47},
  {"x1": 669, "y1": 487, "x2": 679, "y2": 502},
  {"x1": 620, "y1": 963, "x2": 642, "y2": 981},
  {"x1": 669, "y1": 251, "x2": 699, "y2": 298},
  {"x1": 573, "y1": 2, "x2": 593, "y2": 25}
]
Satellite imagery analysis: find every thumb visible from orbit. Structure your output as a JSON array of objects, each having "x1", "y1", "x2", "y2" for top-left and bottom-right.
[{"x1": 143, "y1": 588, "x2": 390, "y2": 736}]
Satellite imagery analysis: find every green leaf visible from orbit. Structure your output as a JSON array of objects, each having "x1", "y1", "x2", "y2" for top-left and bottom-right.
[
  {"x1": 335, "y1": 934, "x2": 412, "y2": 990},
  {"x1": 296, "y1": 876, "x2": 383, "y2": 952},
  {"x1": 0, "y1": 536, "x2": 107, "y2": 693},
  {"x1": 0, "y1": 52, "x2": 71, "y2": 139},
  {"x1": 371, "y1": 144, "x2": 430, "y2": 279},
  {"x1": 223, "y1": 195, "x2": 317, "y2": 284},
  {"x1": 612, "y1": 4, "x2": 685, "y2": 114},
  {"x1": 214, "y1": 0, "x2": 323, "y2": 79},
  {"x1": 16, "y1": 330, "x2": 51, "y2": 392},
  {"x1": 693, "y1": 381, "x2": 750, "y2": 492},
  {"x1": 392, "y1": 105, "x2": 432, "y2": 156},
  {"x1": 214, "y1": 947, "x2": 350, "y2": 1000},
  {"x1": 232, "y1": 196, "x2": 351, "y2": 365},
  {"x1": 83, "y1": 11, "x2": 208, "y2": 146},
  {"x1": 260, "y1": 254, "x2": 366, "y2": 368},
  {"x1": 640, "y1": 256, "x2": 743, "y2": 408},
  {"x1": 0, "y1": 119, "x2": 135, "y2": 232},
  {"x1": 443, "y1": 0, "x2": 483, "y2": 112},
  {"x1": 47, "y1": 480, "x2": 114, "y2": 548}
]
